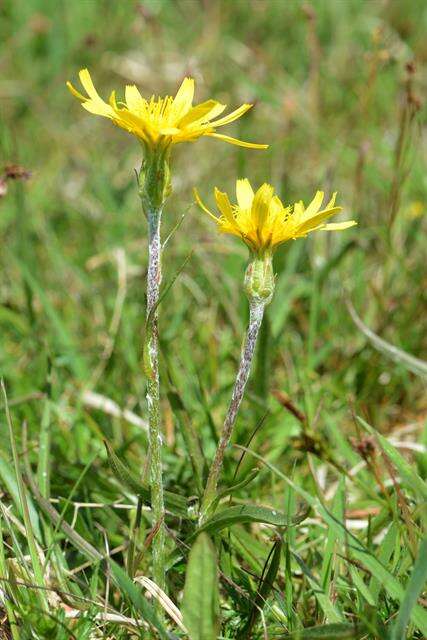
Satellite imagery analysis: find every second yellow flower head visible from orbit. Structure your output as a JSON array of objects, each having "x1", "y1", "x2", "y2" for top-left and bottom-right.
[{"x1": 195, "y1": 179, "x2": 356, "y2": 256}]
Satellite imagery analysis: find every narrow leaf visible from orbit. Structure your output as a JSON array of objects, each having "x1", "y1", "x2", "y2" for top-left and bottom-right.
[
  {"x1": 195, "y1": 503, "x2": 308, "y2": 538},
  {"x1": 104, "y1": 440, "x2": 189, "y2": 518},
  {"x1": 391, "y1": 539, "x2": 427, "y2": 640},
  {"x1": 109, "y1": 561, "x2": 170, "y2": 640},
  {"x1": 357, "y1": 416, "x2": 427, "y2": 500},
  {"x1": 245, "y1": 537, "x2": 282, "y2": 635},
  {"x1": 239, "y1": 450, "x2": 427, "y2": 636},
  {"x1": 182, "y1": 533, "x2": 220, "y2": 640},
  {"x1": 285, "y1": 622, "x2": 367, "y2": 638},
  {"x1": 293, "y1": 552, "x2": 344, "y2": 623}
]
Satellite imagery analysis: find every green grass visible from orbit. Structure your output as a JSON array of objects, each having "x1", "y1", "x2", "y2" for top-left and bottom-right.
[{"x1": 0, "y1": 0, "x2": 426, "y2": 638}]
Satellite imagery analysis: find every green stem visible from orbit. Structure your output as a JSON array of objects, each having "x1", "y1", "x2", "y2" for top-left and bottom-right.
[
  {"x1": 145, "y1": 207, "x2": 166, "y2": 591},
  {"x1": 200, "y1": 299, "x2": 265, "y2": 522}
]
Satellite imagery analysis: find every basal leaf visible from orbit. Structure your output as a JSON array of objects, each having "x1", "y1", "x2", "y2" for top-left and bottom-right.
[
  {"x1": 182, "y1": 533, "x2": 220, "y2": 640},
  {"x1": 196, "y1": 503, "x2": 308, "y2": 538}
]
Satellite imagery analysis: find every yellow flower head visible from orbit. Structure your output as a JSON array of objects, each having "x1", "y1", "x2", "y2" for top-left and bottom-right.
[
  {"x1": 67, "y1": 69, "x2": 268, "y2": 151},
  {"x1": 195, "y1": 179, "x2": 356, "y2": 256}
]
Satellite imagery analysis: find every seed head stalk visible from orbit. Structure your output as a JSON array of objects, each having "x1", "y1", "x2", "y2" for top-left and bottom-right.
[
  {"x1": 139, "y1": 145, "x2": 171, "y2": 592},
  {"x1": 200, "y1": 255, "x2": 274, "y2": 522}
]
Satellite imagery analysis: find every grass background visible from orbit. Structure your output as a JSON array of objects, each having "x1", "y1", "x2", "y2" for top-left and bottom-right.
[{"x1": 0, "y1": 0, "x2": 426, "y2": 638}]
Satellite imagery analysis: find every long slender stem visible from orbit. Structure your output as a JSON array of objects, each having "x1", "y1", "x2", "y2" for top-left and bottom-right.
[
  {"x1": 145, "y1": 208, "x2": 165, "y2": 591},
  {"x1": 200, "y1": 299, "x2": 265, "y2": 521}
]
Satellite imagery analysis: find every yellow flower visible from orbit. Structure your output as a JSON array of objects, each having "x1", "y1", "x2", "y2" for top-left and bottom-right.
[
  {"x1": 67, "y1": 69, "x2": 267, "y2": 150},
  {"x1": 195, "y1": 179, "x2": 356, "y2": 255}
]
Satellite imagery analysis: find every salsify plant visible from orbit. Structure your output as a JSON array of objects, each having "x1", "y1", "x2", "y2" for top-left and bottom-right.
[
  {"x1": 67, "y1": 69, "x2": 267, "y2": 591},
  {"x1": 195, "y1": 179, "x2": 356, "y2": 520}
]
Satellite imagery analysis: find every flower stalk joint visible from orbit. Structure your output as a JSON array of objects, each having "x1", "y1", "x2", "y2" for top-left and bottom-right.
[
  {"x1": 138, "y1": 145, "x2": 172, "y2": 213},
  {"x1": 244, "y1": 253, "x2": 275, "y2": 306}
]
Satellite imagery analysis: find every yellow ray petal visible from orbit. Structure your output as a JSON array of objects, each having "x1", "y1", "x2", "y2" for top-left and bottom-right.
[
  {"x1": 236, "y1": 178, "x2": 254, "y2": 210},
  {"x1": 214, "y1": 188, "x2": 240, "y2": 229},
  {"x1": 321, "y1": 220, "x2": 357, "y2": 231},
  {"x1": 125, "y1": 85, "x2": 144, "y2": 112},
  {"x1": 206, "y1": 132, "x2": 268, "y2": 149},
  {"x1": 301, "y1": 190, "x2": 324, "y2": 220},
  {"x1": 81, "y1": 100, "x2": 115, "y2": 118},
  {"x1": 76, "y1": 69, "x2": 115, "y2": 117},
  {"x1": 269, "y1": 195, "x2": 284, "y2": 219},
  {"x1": 193, "y1": 188, "x2": 219, "y2": 221},
  {"x1": 79, "y1": 68, "x2": 103, "y2": 102},
  {"x1": 110, "y1": 108, "x2": 149, "y2": 140},
  {"x1": 179, "y1": 100, "x2": 226, "y2": 127},
  {"x1": 296, "y1": 206, "x2": 343, "y2": 234},
  {"x1": 66, "y1": 81, "x2": 86, "y2": 101},
  {"x1": 291, "y1": 200, "x2": 305, "y2": 224},
  {"x1": 252, "y1": 183, "x2": 274, "y2": 228},
  {"x1": 209, "y1": 103, "x2": 253, "y2": 128},
  {"x1": 109, "y1": 90, "x2": 119, "y2": 110},
  {"x1": 172, "y1": 77, "x2": 195, "y2": 117},
  {"x1": 325, "y1": 191, "x2": 337, "y2": 210}
]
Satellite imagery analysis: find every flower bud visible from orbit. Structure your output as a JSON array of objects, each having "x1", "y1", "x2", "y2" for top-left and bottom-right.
[
  {"x1": 244, "y1": 253, "x2": 275, "y2": 305},
  {"x1": 138, "y1": 145, "x2": 172, "y2": 212}
]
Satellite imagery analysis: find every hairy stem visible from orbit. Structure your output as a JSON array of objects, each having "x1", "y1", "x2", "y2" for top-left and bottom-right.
[
  {"x1": 200, "y1": 299, "x2": 265, "y2": 521},
  {"x1": 145, "y1": 208, "x2": 165, "y2": 591}
]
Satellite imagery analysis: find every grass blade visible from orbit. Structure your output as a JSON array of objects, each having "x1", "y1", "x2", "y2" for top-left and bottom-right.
[
  {"x1": 347, "y1": 300, "x2": 427, "y2": 378},
  {"x1": 238, "y1": 447, "x2": 427, "y2": 636},
  {"x1": 244, "y1": 536, "x2": 282, "y2": 635},
  {"x1": 390, "y1": 538, "x2": 427, "y2": 640},
  {"x1": 357, "y1": 416, "x2": 427, "y2": 500},
  {"x1": 1, "y1": 380, "x2": 47, "y2": 608}
]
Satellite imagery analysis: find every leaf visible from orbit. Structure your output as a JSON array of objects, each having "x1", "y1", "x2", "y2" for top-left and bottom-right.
[
  {"x1": 146, "y1": 250, "x2": 194, "y2": 328},
  {"x1": 16, "y1": 260, "x2": 88, "y2": 379},
  {"x1": 292, "y1": 552, "x2": 344, "y2": 623},
  {"x1": 357, "y1": 416, "x2": 427, "y2": 501},
  {"x1": 348, "y1": 565, "x2": 376, "y2": 606},
  {"x1": 104, "y1": 439, "x2": 146, "y2": 495},
  {"x1": 211, "y1": 468, "x2": 260, "y2": 510},
  {"x1": 195, "y1": 503, "x2": 309, "y2": 538},
  {"x1": 391, "y1": 538, "x2": 427, "y2": 640},
  {"x1": 29, "y1": 475, "x2": 102, "y2": 563},
  {"x1": 104, "y1": 440, "x2": 189, "y2": 518},
  {"x1": 0, "y1": 452, "x2": 41, "y2": 539},
  {"x1": 1, "y1": 381, "x2": 46, "y2": 602},
  {"x1": 347, "y1": 299, "x2": 427, "y2": 378},
  {"x1": 245, "y1": 537, "x2": 282, "y2": 635},
  {"x1": 182, "y1": 533, "x2": 220, "y2": 640},
  {"x1": 240, "y1": 451, "x2": 427, "y2": 637},
  {"x1": 109, "y1": 561, "x2": 170, "y2": 640},
  {"x1": 27, "y1": 471, "x2": 169, "y2": 639},
  {"x1": 321, "y1": 477, "x2": 345, "y2": 589},
  {"x1": 284, "y1": 622, "x2": 367, "y2": 639},
  {"x1": 166, "y1": 383, "x2": 206, "y2": 496}
]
